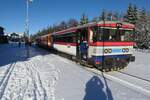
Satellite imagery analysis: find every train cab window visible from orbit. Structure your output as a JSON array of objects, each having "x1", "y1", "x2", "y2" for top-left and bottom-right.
[
  {"x1": 98, "y1": 28, "x2": 133, "y2": 42},
  {"x1": 121, "y1": 30, "x2": 133, "y2": 41},
  {"x1": 103, "y1": 29, "x2": 110, "y2": 41},
  {"x1": 116, "y1": 30, "x2": 121, "y2": 41}
]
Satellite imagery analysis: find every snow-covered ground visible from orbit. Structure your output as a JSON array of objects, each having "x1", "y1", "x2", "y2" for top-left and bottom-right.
[
  {"x1": 0, "y1": 43, "x2": 150, "y2": 100},
  {"x1": 121, "y1": 49, "x2": 150, "y2": 80},
  {"x1": 108, "y1": 49, "x2": 150, "y2": 93}
]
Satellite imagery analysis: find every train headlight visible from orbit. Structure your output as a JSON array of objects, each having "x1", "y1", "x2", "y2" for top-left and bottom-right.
[
  {"x1": 122, "y1": 48, "x2": 126, "y2": 53},
  {"x1": 104, "y1": 49, "x2": 112, "y2": 54},
  {"x1": 125, "y1": 48, "x2": 129, "y2": 52},
  {"x1": 108, "y1": 49, "x2": 112, "y2": 53},
  {"x1": 104, "y1": 49, "x2": 108, "y2": 54},
  {"x1": 122, "y1": 48, "x2": 129, "y2": 53}
]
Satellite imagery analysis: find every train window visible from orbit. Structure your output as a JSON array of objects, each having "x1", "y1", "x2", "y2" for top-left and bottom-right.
[
  {"x1": 102, "y1": 29, "x2": 110, "y2": 41},
  {"x1": 89, "y1": 29, "x2": 93, "y2": 42},
  {"x1": 97, "y1": 28, "x2": 133, "y2": 42},
  {"x1": 122, "y1": 30, "x2": 133, "y2": 41},
  {"x1": 116, "y1": 30, "x2": 121, "y2": 41},
  {"x1": 53, "y1": 33, "x2": 76, "y2": 43},
  {"x1": 91, "y1": 27, "x2": 98, "y2": 42},
  {"x1": 109, "y1": 29, "x2": 116, "y2": 41}
]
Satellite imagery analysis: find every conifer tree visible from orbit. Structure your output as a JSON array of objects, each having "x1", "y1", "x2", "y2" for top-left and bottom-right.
[
  {"x1": 92, "y1": 17, "x2": 98, "y2": 22},
  {"x1": 107, "y1": 11, "x2": 113, "y2": 21},
  {"x1": 99, "y1": 10, "x2": 106, "y2": 21},
  {"x1": 67, "y1": 19, "x2": 78, "y2": 28},
  {"x1": 135, "y1": 8, "x2": 150, "y2": 48},
  {"x1": 59, "y1": 21, "x2": 67, "y2": 30},
  {"x1": 112, "y1": 12, "x2": 119, "y2": 21},
  {"x1": 133, "y1": 5, "x2": 138, "y2": 24},
  {"x1": 124, "y1": 4, "x2": 137, "y2": 24},
  {"x1": 80, "y1": 14, "x2": 89, "y2": 25}
]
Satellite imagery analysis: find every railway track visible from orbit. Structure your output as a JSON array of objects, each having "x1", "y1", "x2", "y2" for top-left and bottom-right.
[
  {"x1": 117, "y1": 71, "x2": 150, "y2": 83},
  {"x1": 78, "y1": 58, "x2": 150, "y2": 85},
  {"x1": 81, "y1": 67, "x2": 150, "y2": 97},
  {"x1": 79, "y1": 58, "x2": 150, "y2": 85}
]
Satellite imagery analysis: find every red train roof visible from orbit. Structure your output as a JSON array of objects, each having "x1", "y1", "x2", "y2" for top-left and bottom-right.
[
  {"x1": 52, "y1": 21, "x2": 135, "y2": 35},
  {"x1": 97, "y1": 21, "x2": 135, "y2": 29}
]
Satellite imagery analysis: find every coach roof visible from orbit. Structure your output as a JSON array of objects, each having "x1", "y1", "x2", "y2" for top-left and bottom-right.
[{"x1": 52, "y1": 21, "x2": 135, "y2": 35}]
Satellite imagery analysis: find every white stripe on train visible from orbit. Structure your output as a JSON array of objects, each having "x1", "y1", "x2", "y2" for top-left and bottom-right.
[{"x1": 53, "y1": 43, "x2": 133, "y2": 57}]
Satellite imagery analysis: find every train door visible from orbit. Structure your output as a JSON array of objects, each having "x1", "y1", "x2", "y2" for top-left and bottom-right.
[{"x1": 76, "y1": 29, "x2": 88, "y2": 61}]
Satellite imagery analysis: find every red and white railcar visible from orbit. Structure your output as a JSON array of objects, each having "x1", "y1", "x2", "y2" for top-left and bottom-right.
[
  {"x1": 37, "y1": 21, "x2": 135, "y2": 70},
  {"x1": 36, "y1": 34, "x2": 53, "y2": 48}
]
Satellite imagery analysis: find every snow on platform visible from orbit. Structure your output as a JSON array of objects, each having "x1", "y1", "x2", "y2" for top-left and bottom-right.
[
  {"x1": 108, "y1": 49, "x2": 150, "y2": 94},
  {"x1": 123, "y1": 49, "x2": 150, "y2": 80},
  {"x1": 0, "y1": 43, "x2": 150, "y2": 100}
]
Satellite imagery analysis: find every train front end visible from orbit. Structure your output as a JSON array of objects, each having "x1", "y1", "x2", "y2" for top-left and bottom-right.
[{"x1": 89, "y1": 21, "x2": 135, "y2": 70}]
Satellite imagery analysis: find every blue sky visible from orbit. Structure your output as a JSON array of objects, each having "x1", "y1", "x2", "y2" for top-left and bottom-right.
[{"x1": 0, "y1": 0, "x2": 150, "y2": 35}]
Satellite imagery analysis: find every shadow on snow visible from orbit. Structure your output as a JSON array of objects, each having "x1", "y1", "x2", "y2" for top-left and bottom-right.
[{"x1": 84, "y1": 75, "x2": 113, "y2": 100}]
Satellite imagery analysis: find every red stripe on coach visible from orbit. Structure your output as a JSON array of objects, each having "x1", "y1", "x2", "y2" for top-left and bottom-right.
[{"x1": 89, "y1": 42, "x2": 135, "y2": 46}]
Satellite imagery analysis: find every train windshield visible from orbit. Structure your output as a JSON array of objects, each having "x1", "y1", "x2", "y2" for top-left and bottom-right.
[{"x1": 92, "y1": 27, "x2": 134, "y2": 42}]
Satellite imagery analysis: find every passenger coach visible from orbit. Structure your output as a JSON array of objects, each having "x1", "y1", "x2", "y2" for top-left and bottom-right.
[{"x1": 37, "y1": 21, "x2": 135, "y2": 71}]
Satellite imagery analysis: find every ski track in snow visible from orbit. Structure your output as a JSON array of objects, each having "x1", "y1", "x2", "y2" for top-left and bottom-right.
[
  {"x1": 0, "y1": 51, "x2": 59, "y2": 100},
  {"x1": 0, "y1": 62, "x2": 16, "y2": 99}
]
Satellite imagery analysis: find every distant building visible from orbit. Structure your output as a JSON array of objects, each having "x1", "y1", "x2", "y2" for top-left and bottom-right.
[
  {"x1": 0, "y1": 26, "x2": 4, "y2": 36},
  {"x1": 10, "y1": 33, "x2": 20, "y2": 42},
  {"x1": 10, "y1": 33, "x2": 19, "y2": 38},
  {"x1": 0, "y1": 26, "x2": 8, "y2": 43}
]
